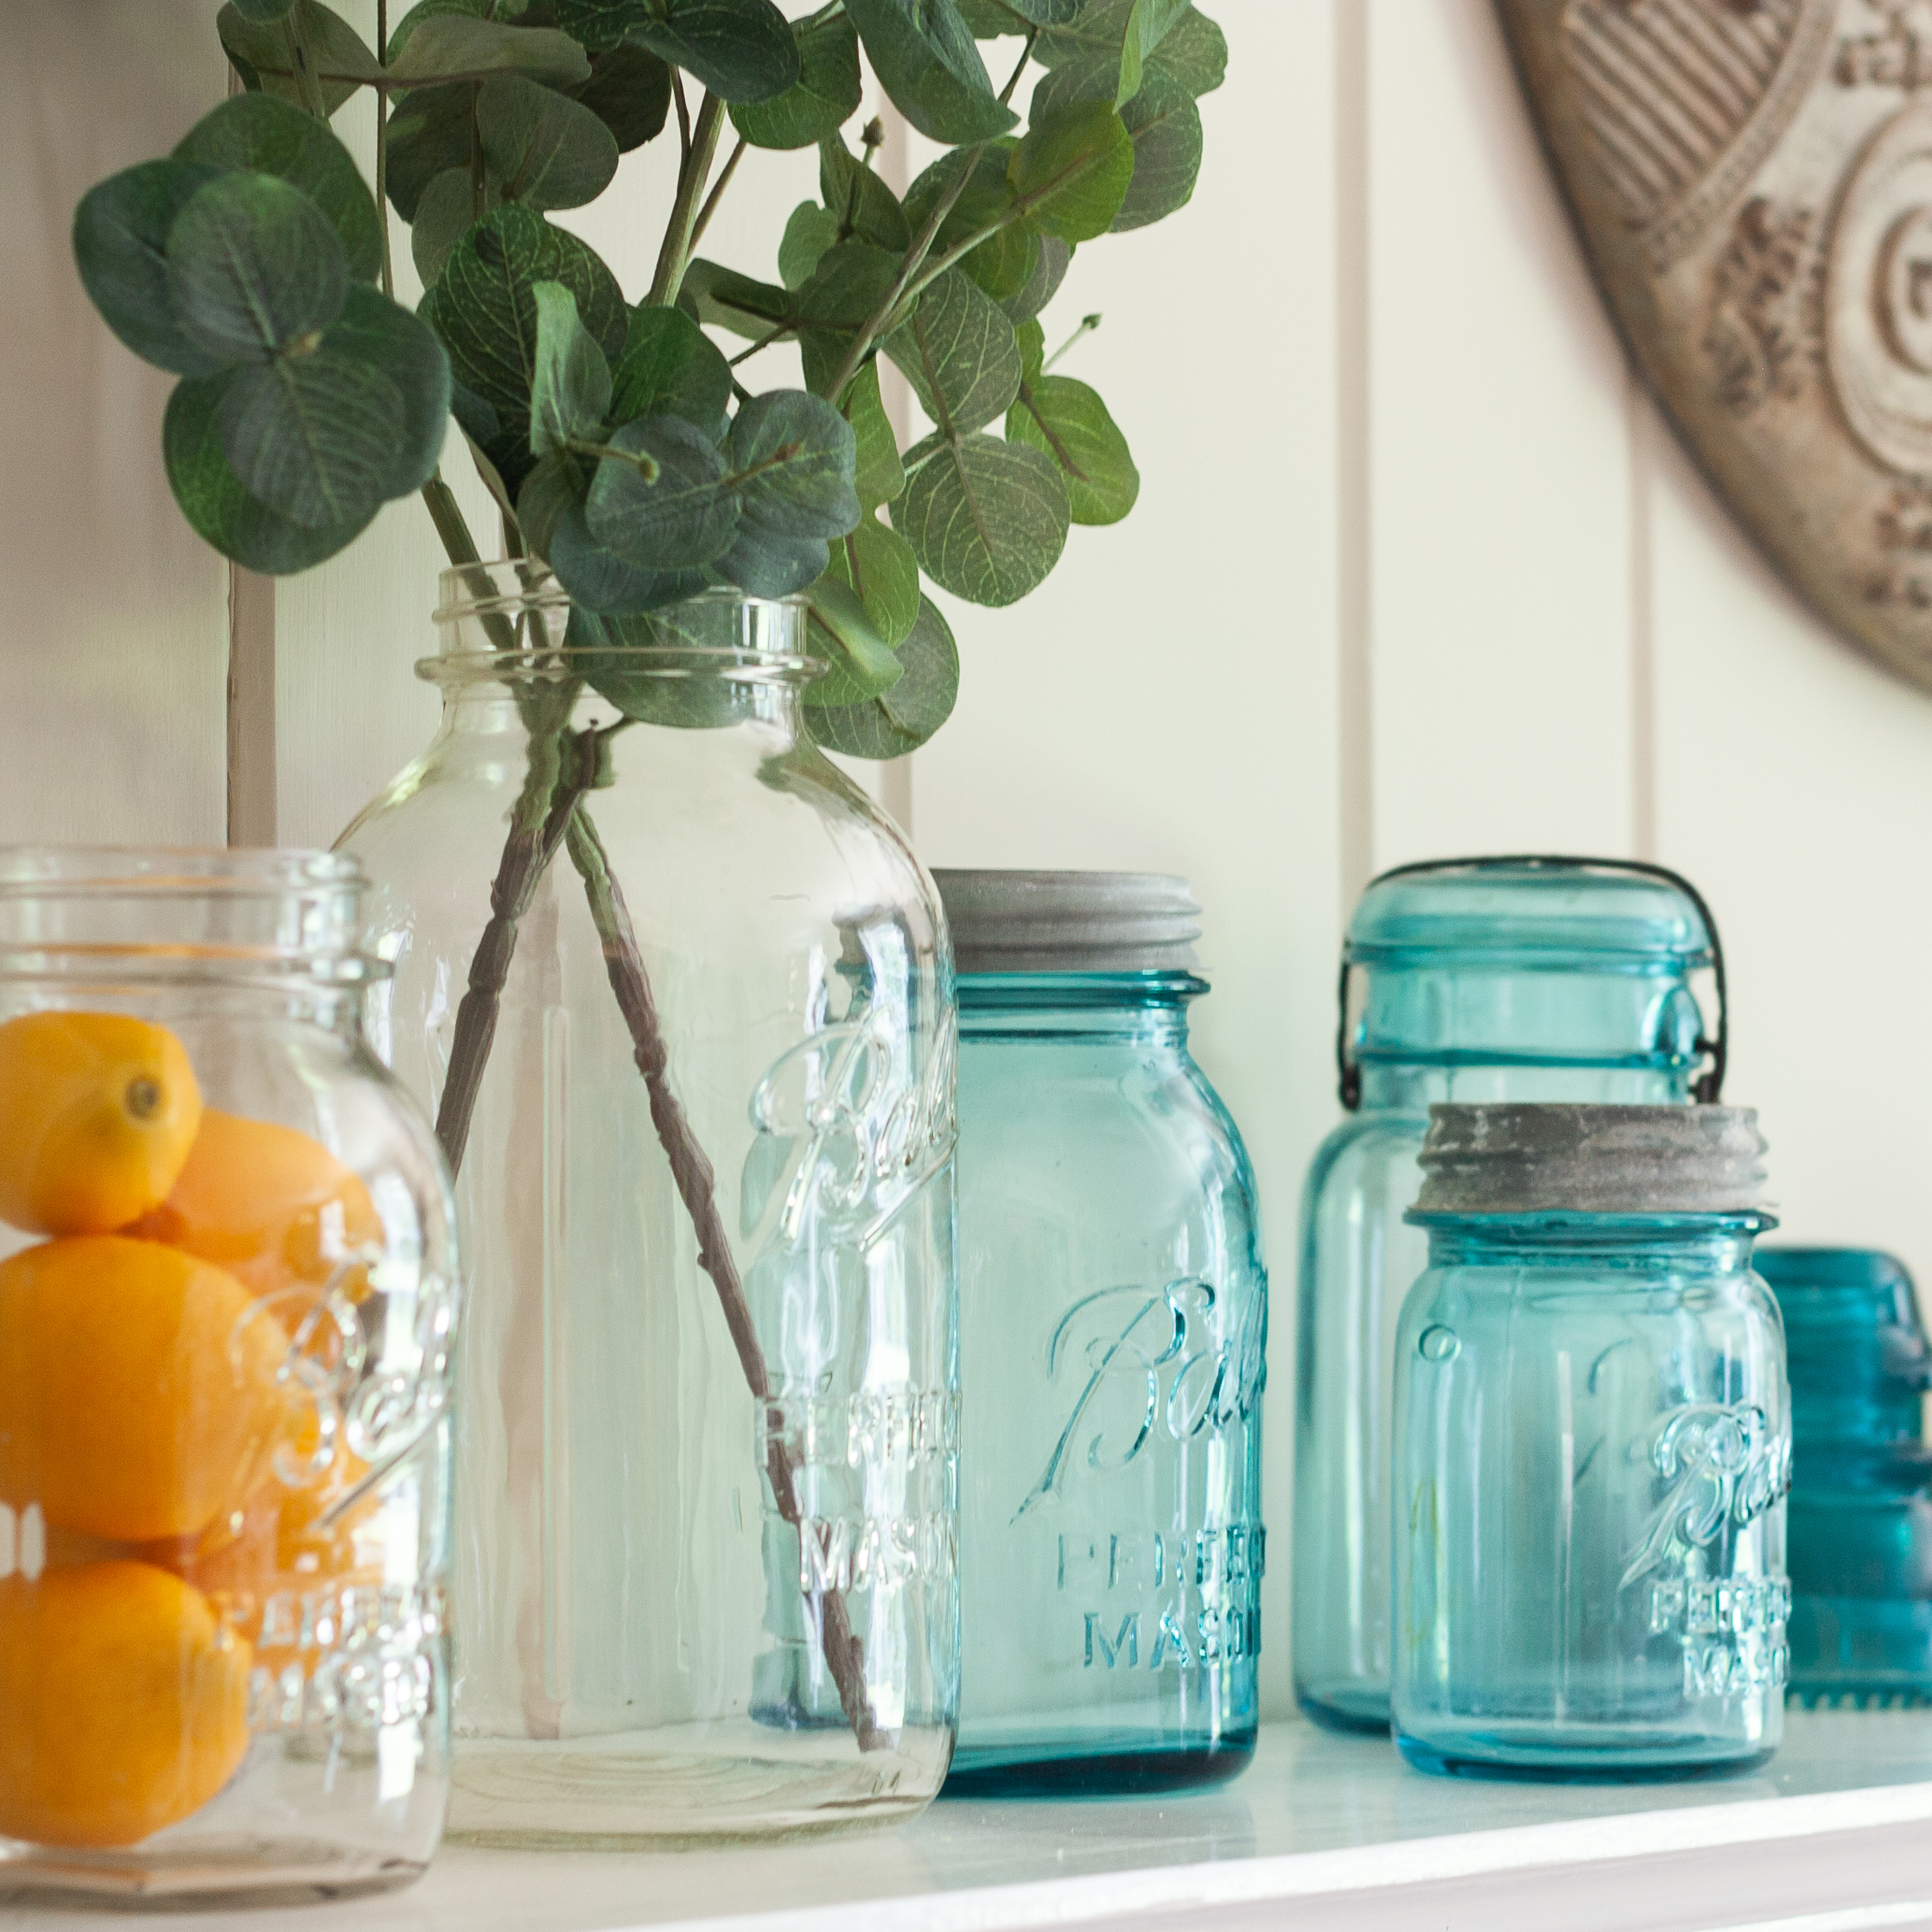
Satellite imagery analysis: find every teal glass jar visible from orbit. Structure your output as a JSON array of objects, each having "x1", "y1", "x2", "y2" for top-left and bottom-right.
[
  {"x1": 1392, "y1": 1105, "x2": 1789, "y2": 1781},
  {"x1": 1757, "y1": 1249, "x2": 1932, "y2": 1707},
  {"x1": 1294, "y1": 857, "x2": 1725, "y2": 1732},
  {"x1": 933, "y1": 874, "x2": 1266, "y2": 1795}
]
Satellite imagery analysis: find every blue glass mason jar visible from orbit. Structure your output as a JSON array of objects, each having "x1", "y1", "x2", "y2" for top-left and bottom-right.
[
  {"x1": 932, "y1": 873, "x2": 1267, "y2": 1795},
  {"x1": 1757, "y1": 1249, "x2": 1932, "y2": 1707},
  {"x1": 1392, "y1": 1105, "x2": 1789, "y2": 1780},
  {"x1": 1295, "y1": 857, "x2": 1725, "y2": 1732}
]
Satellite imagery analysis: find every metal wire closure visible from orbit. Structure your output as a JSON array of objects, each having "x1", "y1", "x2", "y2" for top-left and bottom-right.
[{"x1": 1335, "y1": 855, "x2": 1729, "y2": 1112}]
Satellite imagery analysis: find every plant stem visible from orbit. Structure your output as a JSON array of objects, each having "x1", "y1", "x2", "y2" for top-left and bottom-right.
[
  {"x1": 1045, "y1": 312, "x2": 1102, "y2": 372},
  {"x1": 647, "y1": 92, "x2": 727, "y2": 309},
  {"x1": 690, "y1": 137, "x2": 747, "y2": 254},
  {"x1": 563, "y1": 803, "x2": 886, "y2": 1754},
  {"x1": 375, "y1": 0, "x2": 393, "y2": 296},
  {"x1": 283, "y1": 12, "x2": 329, "y2": 118}
]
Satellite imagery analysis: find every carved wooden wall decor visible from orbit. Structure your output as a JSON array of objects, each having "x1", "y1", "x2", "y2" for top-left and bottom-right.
[{"x1": 1496, "y1": 0, "x2": 1932, "y2": 694}]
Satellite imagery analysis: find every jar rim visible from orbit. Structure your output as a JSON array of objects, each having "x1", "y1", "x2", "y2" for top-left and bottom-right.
[
  {"x1": 0, "y1": 847, "x2": 363, "y2": 896},
  {"x1": 432, "y1": 564, "x2": 805, "y2": 626},
  {"x1": 417, "y1": 644, "x2": 821, "y2": 690}
]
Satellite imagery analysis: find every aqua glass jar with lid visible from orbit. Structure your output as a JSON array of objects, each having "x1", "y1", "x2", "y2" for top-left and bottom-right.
[
  {"x1": 933, "y1": 873, "x2": 1267, "y2": 1795},
  {"x1": 1294, "y1": 857, "x2": 1725, "y2": 1732},
  {"x1": 1757, "y1": 1249, "x2": 1932, "y2": 1706},
  {"x1": 1393, "y1": 1104, "x2": 1789, "y2": 1780}
]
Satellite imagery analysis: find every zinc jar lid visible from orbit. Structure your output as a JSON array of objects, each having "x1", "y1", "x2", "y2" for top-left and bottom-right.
[
  {"x1": 1347, "y1": 857, "x2": 1713, "y2": 967},
  {"x1": 1412, "y1": 1103, "x2": 1767, "y2": 1215},
  {"x1": 932, "y1": 870, "x2": 1201, "y2": 975}
]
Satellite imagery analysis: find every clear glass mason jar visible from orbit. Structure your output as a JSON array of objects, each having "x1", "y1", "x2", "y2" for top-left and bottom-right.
[
  {"x1": 340, "y1": 571, "x2": 959, "y2": 1843},
  {"x1": 931, "y1": 873, "x2": 1266, "y2": 1796},
  {"x1": 1392, "y1": 1104, "x2": 1789, "y2": 1780},
  {"x1": 0, "y1": 849, "x2": 456, "y2": 1903},
  {"x1": 1757, "y1": 1248, "x2": 1932, "y2": 1708},
  {"x1": 1295, "y1": 857, "x2": 1725, "y2": 1732}
]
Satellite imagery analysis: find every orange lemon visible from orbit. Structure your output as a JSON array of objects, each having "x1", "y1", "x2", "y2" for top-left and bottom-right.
[
  {"x1": 0, "y1": 1012, "x2": 202, "y2": 1235},
  {"x1": 0, "y1": 1236, "x2": 294, "y2": 1541},
  {"x1": 0, "y1": 1560, "x2": 251, "y2": 1848}
]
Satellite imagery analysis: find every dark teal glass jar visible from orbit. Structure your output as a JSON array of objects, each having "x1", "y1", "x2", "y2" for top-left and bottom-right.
[
  {"x1": 1757, "y1": 1249, "x2": 1932, "y2": 1707},
  {"x1": 933, "y1": 874, "x2": 1266, "y2": 1796},
  {"x1": 1296, "y1": 858, "x2": 1725, "y2": 1732}
]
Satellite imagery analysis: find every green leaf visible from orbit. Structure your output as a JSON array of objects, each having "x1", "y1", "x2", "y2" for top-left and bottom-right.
[
  {"x1": 679, "y1": 258, "x2": 791, "y2": 340},
  {"x1": 625, "y1": 0, "x2": 801, "y2": 104},
  {"x1": 779, "y1": 201, "x2": 840, "y2": 290},
  {"x1": 567, "y1": 605, "x2": 740, "y2": 726},
  {"x1": 219, "y1": 1, "x2": 380, "y2": 116},
  {"x1": 530, "y1": 281, "x2": 613, "y2": 456},
  {"x1": 515, "y1": 447, "x2": 585, "y2": 558},
  {"x1": 714, "y1": 530, "x2": 829, "y2": 597},
  {"x1": 609, "y1": 304, "x2": 732, "y2": 438},
  {"x1": 902, "y1": 143, "x2": 1034, "y2": 300},
  {"x1": 1113, "y1": 67, "x2": 1200, "y2": 231},
  {"x1": 388, "y1": 16, "x2": 592, "y2": 86},
  {"x1": 960, "y1": 0, "x2": 1079, "y2": 23},
  {"x1": 843, "y1": 361, "x2": 905, "y2": 509},
  {"x1": 727, "y1": 390, "x2": 861, "y2": 543},
  {"x1": 1011, "y1": 100, "x2": 1134, "y2": 241},
  {"x1": 1016, "y1": 316, "x2": 1045, "y2": 384},
  {"x1": 884, "y1": 267, "x2": 1021, "y2": 436},
  {"x1": 552, "y1": 501, "x2": 708, "y2": 611},
  {"x1": 1000, "y1": 232, "x2": 1071, "y2": 324},
  {"x1": 1036, "y1": 0, "x2": 1189, "y2": 104},
  {"x1": 383, "y1": 86, "x2": 473, "y2": 223},
  {"x1": 804, "y1": 578, "x2": 905, "y2": 705},
  {"x1": 586, "y1": 414, "x2": 740, "y2": 568},
  {"x1": 805, "y1": 595, "x2": 957, "y2": 757},
  {"x1": 827, "y1": 512, "x2": 920, "y2": 645},
  {"x1": 795, "y1": 240, "x2": 906, "y2": 395},
  {"x1": 317, "y1": 283, "x2": 454, "y2": 496},
  {"x1": 217, "y1": 353, "x2": 403, "y2": 529},
  {"x1": 477, "y1": 73, "x2": 619, "y2": 209},
  {"x1": 1148, "y1": 5, "x2": 1225, "y2": 96},
  {"x1": 73, "y1": 159, "x2": 229, "y2": 377},
  {"x1": 423, "y1": 203, "x2": 627, "y2": 494},
  {"x1": 165, "y1": 372, "x2": 373, "y2": 572},
  {"x1": 893, "y1": 430, "x2": 1067, "y2": 604},
  {"x1": 1007, "y1": 374, "x2": 1136, "y2": 524},
  {"x1": 165, "y1": 172, "x2": 349, "y2": 364},
  {"x1": 174, "y1": 92, "x2": 383, "y2": 283},
  {"x1": 410, "y1": 168, "x2": 486, "y2": 288},
  {"x1": 732, "y1": 12, "x2": 862, "y2": 149},
  {"x1": 843, "y1": 0, "x2": 1018, "y2": 144},
  {"x1": 573, "y1": 43, "x2": 673, "y2": 149},
  {"x1": 820, "y1": 132, "x2": 911, "y2": 251},
  {"x1": 234, "y1": 0, "x2": 297, "y2": 22}
]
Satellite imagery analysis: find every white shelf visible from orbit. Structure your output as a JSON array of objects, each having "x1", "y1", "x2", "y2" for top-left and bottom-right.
[{"x1": 48, "y1": 1712, "x2": 1932, "y2": 1932}]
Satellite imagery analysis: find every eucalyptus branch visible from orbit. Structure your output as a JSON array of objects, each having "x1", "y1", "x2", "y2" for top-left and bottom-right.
[
  {"x1": 563, "y1": 803, "x2": 886, "y2": 1754},
  {"x1": 281, "y1": 14, "x2": 329, "y2": 119},
  {"x1": 690, "y1": 137, "x2": 747, "y2": 254},
  {"x1": 647, "y1": 92, "x2": 725, "y2": 309},
  {"x1": 1045, "y1": 313, "x2": 1102, "y2": 372},
  {"x1": 375, "y1": 0, "x2": 393, "y2": 297},
  {"x1": 673, "y1": 72, "x2": 692, "y2": 163}
]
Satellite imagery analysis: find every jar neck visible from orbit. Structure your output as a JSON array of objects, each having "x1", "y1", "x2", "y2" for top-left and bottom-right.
[
  {"x1": 956, "y1": 971, "x2": 1204, "y2": 1046},
  {"x1": 1413, "y1": 1212, "x2": 1773, "y2": 1271},
  {"x1": 1355, "y1": 1061, "x2": 1694, "y2": 1109}
]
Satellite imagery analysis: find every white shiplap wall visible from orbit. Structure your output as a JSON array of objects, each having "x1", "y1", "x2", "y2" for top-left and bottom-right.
[{"x1": 15, "y1": 1, "x2": 1932, "y2": 1725}]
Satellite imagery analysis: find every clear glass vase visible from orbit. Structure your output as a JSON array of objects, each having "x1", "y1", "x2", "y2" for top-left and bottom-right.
[
  {"x1": 0, "y1": 850, "x2": 456, "y2": 1904},
  {"x1": 340, "y1": 571, "x2": 959, "y2": 1844}
]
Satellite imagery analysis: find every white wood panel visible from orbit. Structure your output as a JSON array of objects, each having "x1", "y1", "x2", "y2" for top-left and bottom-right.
[
  {"x1": 2, "y1": 2, "x2": 228, "y2": 848},
  {"x1": 1366, "y1": 0, "x2": 1637, "y2": 867},
  {"x1": 1648, "y1": 417, "x2": 1932, "y2": 1297},
  {"x1": 908, "y1": 3, "x2": 1339, "y2": 1725}
]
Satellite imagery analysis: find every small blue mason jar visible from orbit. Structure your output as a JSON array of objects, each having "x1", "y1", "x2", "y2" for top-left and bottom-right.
[
  {"x1": 1296, "y1": 857, "x2": 1726, "y2": 1732},
  {"x1": 1757, "y1": 1249, "x2": 1932, "y2": 1707},
  {"x1": 1392, "y1": 1105, "x2": 1789, "y2": 1780},
  {"x1": 933, "y1": 872, "x2": 1267, "y2": 1795}
]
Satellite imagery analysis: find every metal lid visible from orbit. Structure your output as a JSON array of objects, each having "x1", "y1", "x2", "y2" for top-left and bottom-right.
[
  {"x1": 932, "y1": 870, "x2": 1201, "y2": 975},
  {"x1": 1412, "y1": 1103, "x2": 1768, "y2": 1215}
]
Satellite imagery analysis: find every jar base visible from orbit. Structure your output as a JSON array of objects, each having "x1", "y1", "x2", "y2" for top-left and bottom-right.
[
  {"x1": 1395, "y1": 1725, "x2": 1777, "y2": 1783},
  {"x1": 1295, "y1": 1681, "x2": 1393, "y2": 1735},
  {"x1": 0, "y1": 1841, "x2": 429, "y2": 1910},
  {"x1": 942, "y1": 1733, "x2": 1255, "y2": 1798}
]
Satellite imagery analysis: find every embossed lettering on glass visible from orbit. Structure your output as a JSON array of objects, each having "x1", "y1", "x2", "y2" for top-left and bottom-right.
[
  {"x1": 1296, "y1": 858, "x2": 1724, "y2": 1733},
  {"x1": 934, "y1": 872, "x2": 1266, "y2": 1795},
  {"x1": 342, "y1": 575, "x2": 958, "y2": 1842},
  {"x1": 0, "y1": 851, "x2": 457, "y2": 1903},
  {"x1": 1391, "y1": 1104, "x2": 1789, "y2": 1780}
]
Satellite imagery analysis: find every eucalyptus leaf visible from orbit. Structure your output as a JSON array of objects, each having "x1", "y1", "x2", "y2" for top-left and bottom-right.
[
  {"x1": 624, "y1": 0, "x2": 800, "y2": 104},
  {"x1": 731, "y1": 11, "x2": 861, "y2": 149},
  {"x1": 794, "y1": 239, "x2": 906, "y2": 395},
  {"x1": 219, "y1": 0, "x2": 379, "y2": 115},
  {"x1": 779, "y1": 201, "x2": 839, "y2": 290},
  {"x1": 586, "y1": 414, "x2": 740, "y2": 568},
  {"x1": 410, "y1": 167, "x2": 488, "y2": 287},
  {"x1": 552, "y1": 499, "x2": 709, "y2": 610},
  {"x1": 903, "y1": 143, "x2": 1033, "y2": 300},
  {"x1": 1036, "y1": 0, "x2": 1190, "y2": 104},
  {"x1": 1016, "y1": 316, "x2": 1044, "y2": 384},
  {"x1": 383, "y1": 86, "x2": 473, "y2": 222},
  {"x1": 958, "y1": 0, "x2": 1079, "y2": 24},
  {"x1": 843, "y1": 0, "x2": 1017, "y2": 144},
  {"x1": 804, "y1": 595, "x2": 956, "y2": 756},
  {"x1": 530, "y1": 280, "x2": 613, "y2": 455},
  {"x1": 609, "y1": 304, "x2": 732, "y2": 437},
  {"x1": 1112, "y1": 68, "x2": 1200, "y2": 231},
  {"x1": 165, "y1": 373, "x2": 373, "y2": 571},
  {"x1": 714, "y1": 528, "x2": 829, "y2": 597},
  {"x1": 843, "y1": 361, "x2": 905, "y2": 509},
  {"x1": 727, "y1": 390, "x2": 861, "y2": 542},
  {"x1": 216, "y1": 349, "x2": 405, "y2": 527},
  {"x1": 999, "y1": 232, "x2": 1071, "y2": 324},
  {"x1": 166, "y1": 172, "x2": 349, "y2": 363},
  {"x1": 73, "y1": 159, "x2": 229, "y2": 377},
  {"x1": 1011, "y1": 100, "x2": 1134, "y2": 242},
  {"x1": 387, "y1": 16, "x2": 592, "y2": 86},
  {"x1": 1147, "y1": 5, "x2": 1225, "y2": 96},
  {"x1": 804, "y1": 578, "x2": 904, "y2": 705},
  {"x1": 174, "y1": 92, "x2": 383, "y2": 282},
  {"x1": 893, "y1": 430, "x2": 1068, "y2": 604},
  {"x1": 820, "y1": 133, "x2": 911, "y2": 251},
  {"x1": 884, "y1": 267, "x2": 1021, "y2": 436},
  {"x1": 1007, "y1": 373, "x2": 1137, "y2": 524},
  {"x1": 478, "y1": 73, "x2": 620, "y2": 209},
  {"x1": 679, "y1": 258, "x2": 791, "y2": 340},
  {"x1": 318, "y1": 283, "x2": 454, "y2": 494},
  {"x1": 573, "y1": 43, "x2": 673, "y2": 149},
  {"x1": 233, "y1": 0, "x2": 297, "y2": 22},
  {"x1": 516, "y1": 447, "x2": 585, "y2": 557},
  {"x1": 827, "y1": 512, "x2": 920, "y2": 646}
]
